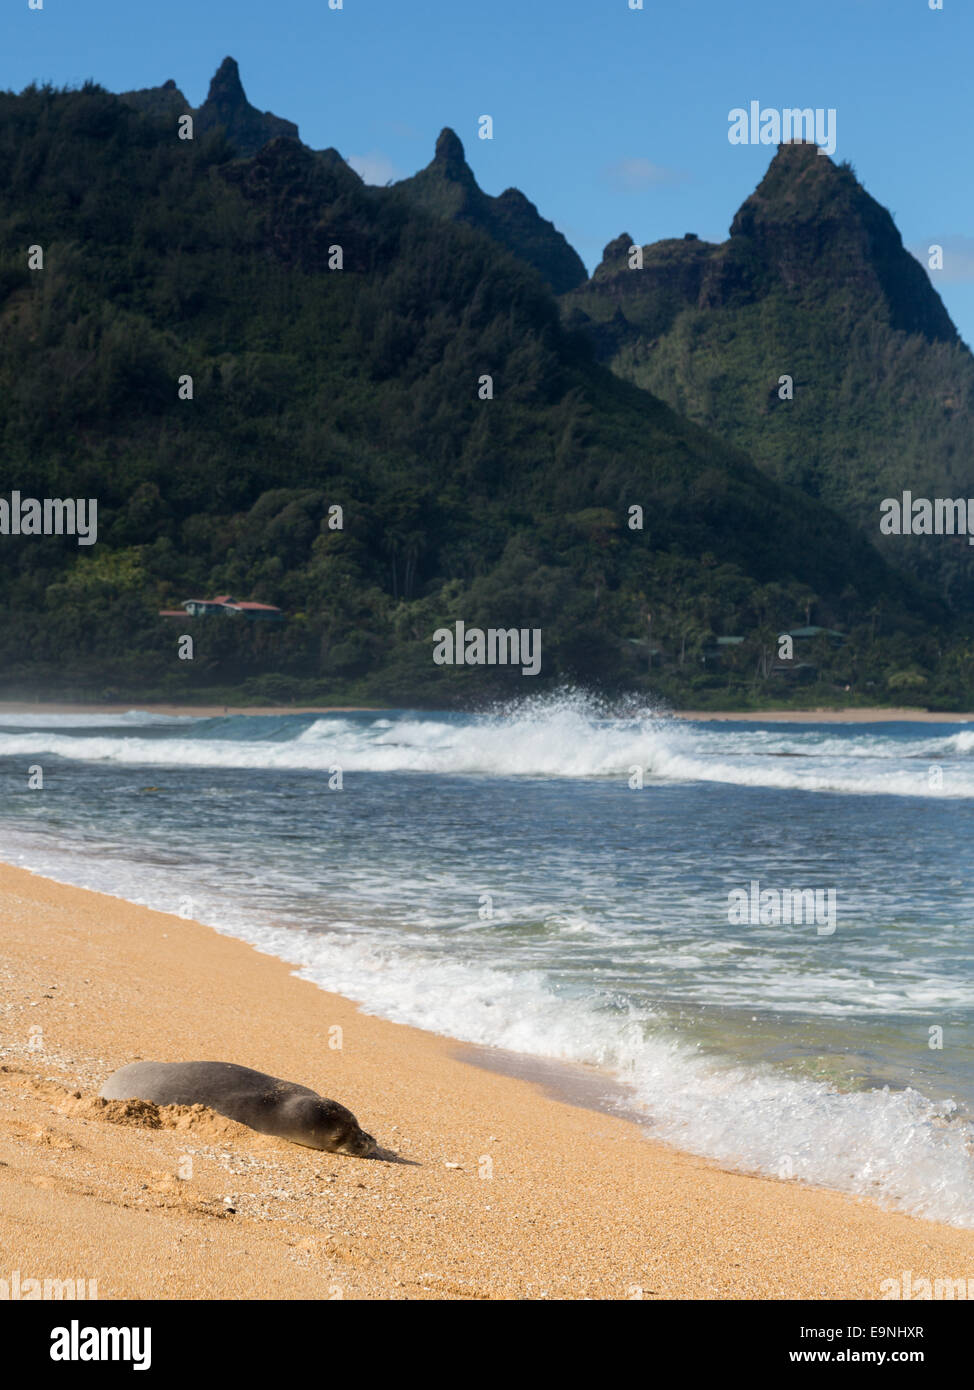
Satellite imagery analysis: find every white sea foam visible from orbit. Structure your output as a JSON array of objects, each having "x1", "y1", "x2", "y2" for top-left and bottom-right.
[
  {"x1": 4, "y1": 827, "x2": 972, "y2": 1229},
  {"x1": 0, "y1": 698, "x2": 972, "y2": 797},
  {"x1": 938, "y1": 730, "x2": 974, "y2": 755},
  {"x1": 0, "y1": 709, "x2": 193, "y2": 729}
]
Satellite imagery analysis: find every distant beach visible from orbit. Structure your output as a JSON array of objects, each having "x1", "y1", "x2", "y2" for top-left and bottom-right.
[
  {"x1": 0, "y1": 701, "x2": 972, "y2": 722},
  {"x1": 672, "y1": 708, "x2": 974, "y2": 723}
]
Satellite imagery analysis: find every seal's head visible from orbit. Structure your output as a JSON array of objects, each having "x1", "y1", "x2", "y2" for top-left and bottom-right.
[
  {"x1": 284, "y1": 1095, "x2": 376, "y2": 1156},
  {"x1": 338, "y1": 1124, "x2": 378, "y2": 1158}
]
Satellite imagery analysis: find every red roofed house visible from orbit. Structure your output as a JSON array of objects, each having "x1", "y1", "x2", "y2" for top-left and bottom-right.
[
  {"x1": 226, "y1": 601, "x2": 285, "y2": 619},
  {"x1": 159, "y1": 595, "x2": 284, "y2": 621}
]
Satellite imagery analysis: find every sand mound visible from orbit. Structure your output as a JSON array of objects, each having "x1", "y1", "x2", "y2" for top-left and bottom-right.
[
  {"x1": 57, "y1": 1090, "x2": 249, "y2": 1140},
  {"x1": 0, "y1": 1067, "x2": 255, "y2": 1143},
  {"x1": 154, "y1": 1103, "x2": 250, "y2": 1140}
]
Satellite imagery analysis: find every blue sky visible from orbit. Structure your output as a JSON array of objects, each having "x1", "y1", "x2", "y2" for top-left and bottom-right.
[{"x1": 4, "y1": 0, "x2": 973, "y2": 345}]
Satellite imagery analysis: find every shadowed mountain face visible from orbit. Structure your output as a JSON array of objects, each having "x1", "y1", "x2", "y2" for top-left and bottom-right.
[
  {"x1": 119, "y1": 65, "x2": 581, "y2": 302},
  {"x1": 563, "y1": 142, "x2": 974, "y2": 608},
  {"x1": 121, "y1": 57, "x2": 298, "y2": 157},
  {"x1": 195, "y1": 56, "x2": 298, "y2": 155},
  {"x1": 0, "y1": 82, "x2": 940, "y2": 702},
  {"x1": 729, "y1": 144, "x2": 956, "y2": 341},
  {"x1": 393, "y1": 128, "x2": 587, "y2": 295}
]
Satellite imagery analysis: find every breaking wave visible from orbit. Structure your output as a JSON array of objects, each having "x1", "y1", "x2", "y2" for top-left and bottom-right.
[{"x1": 1, "y1": 694, "x2": 973, "y2": 797}]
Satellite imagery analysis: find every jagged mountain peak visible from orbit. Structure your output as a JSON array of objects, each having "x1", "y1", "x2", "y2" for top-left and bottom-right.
[
  {"x1": 726, "y1": 142, "x2": 956, "y2": 341},
  {"x1": 205, "y1": 56, "x2": 246, "y2": 105},
  {"x1": 432, "y1": 127, "x2": 471, "y2": 177},
  {"x1": 561, "y1": 142, "x2": 974, "y2": 607},
  {"x1": 196, "y1": 56, "x2": 298, "y2": 156},
  {"x1": 395, "y1": 131, "x2": 586, "y2": 294},
  {"x1": 119, "y1": 57, "x2": 298, "y2": 158},
  {"x1": 575, "y1": 144, "x2": 959, "y2": 344},
  {"x1": 731, "y1": 141, "x2": 857, "y2": 237}
]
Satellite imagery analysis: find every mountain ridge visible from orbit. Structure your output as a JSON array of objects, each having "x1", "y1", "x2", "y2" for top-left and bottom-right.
[
  {"x1": 0, "y1": 70, "x2": 966, "y2": 704},
  {"x1": 392, "y1": 126, "x2": 588, "y2": 295},
  {"x1": 121, "y1": 55, "x2": 299, "y2": 157},
  {"x1": 119, "y1": 59, "x2": 586, "y2": 295},
  {"x1": 562, "y1": 142, "x2": 974, "y2": 608}
]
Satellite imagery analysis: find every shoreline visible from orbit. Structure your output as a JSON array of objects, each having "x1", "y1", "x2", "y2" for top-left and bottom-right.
[
  {"x1": 2, "y1": 860, "x2": 972, "y2": 1299},
  {"x1": 671, "y1": 707, "x2": 974, "y2": 723},
  {"x1": 0, "y1": 700, "x2": 972, "y2": 723}
]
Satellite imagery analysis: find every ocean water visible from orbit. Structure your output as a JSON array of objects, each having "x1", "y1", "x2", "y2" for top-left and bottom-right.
[{"x1": 1, "y1": 695, "x2": 973, "y2": 1226}]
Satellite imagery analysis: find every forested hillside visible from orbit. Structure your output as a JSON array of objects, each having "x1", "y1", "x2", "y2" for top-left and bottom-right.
[
  {"x1": 563, "y1": 142, "x2": 974, "y2": 613},
  {"x1": 0, "y1": 69, "x2": 967, "y2": 707}
]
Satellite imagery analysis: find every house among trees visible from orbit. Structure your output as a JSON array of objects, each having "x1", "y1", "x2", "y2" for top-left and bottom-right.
[
  {"x1": 159, "y1": 594, "x2": 284, "y2": 621},
  {"x1": 700, "y1": 635, "x2": 745, "y2": 666}
]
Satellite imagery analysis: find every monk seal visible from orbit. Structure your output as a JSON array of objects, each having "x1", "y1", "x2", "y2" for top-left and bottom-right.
[{"x1": 99, "y1": 1061, "x2": 376, "y2": 1157}]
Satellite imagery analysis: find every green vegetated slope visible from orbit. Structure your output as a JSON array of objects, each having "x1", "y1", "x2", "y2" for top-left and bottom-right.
[
  {"x1": 0, "y1": 70, "x2": 965, "y2": 706},
  {"x1": 563, "y1": 141, "x2": 974, "y2": 614}
]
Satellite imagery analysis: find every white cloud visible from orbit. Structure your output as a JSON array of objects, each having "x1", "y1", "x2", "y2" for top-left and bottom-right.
[
  {"x1": 602, "y1": 158, "x2": 688, "y2": 191},
  {"x1": 347, "y1": 151, "x2": 403, "y2": 186}
]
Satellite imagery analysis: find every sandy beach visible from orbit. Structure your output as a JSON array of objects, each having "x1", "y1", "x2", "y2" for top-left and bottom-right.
[
  {"x1": 672, "y1": 708, "x2": 974, "y2": 724},
  {"x1": 1, "y1": 701, "x2": 972, "y2": 723},
  {"x1": 1, "y1": 862, "x2": 971, "y2": 1300}
]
